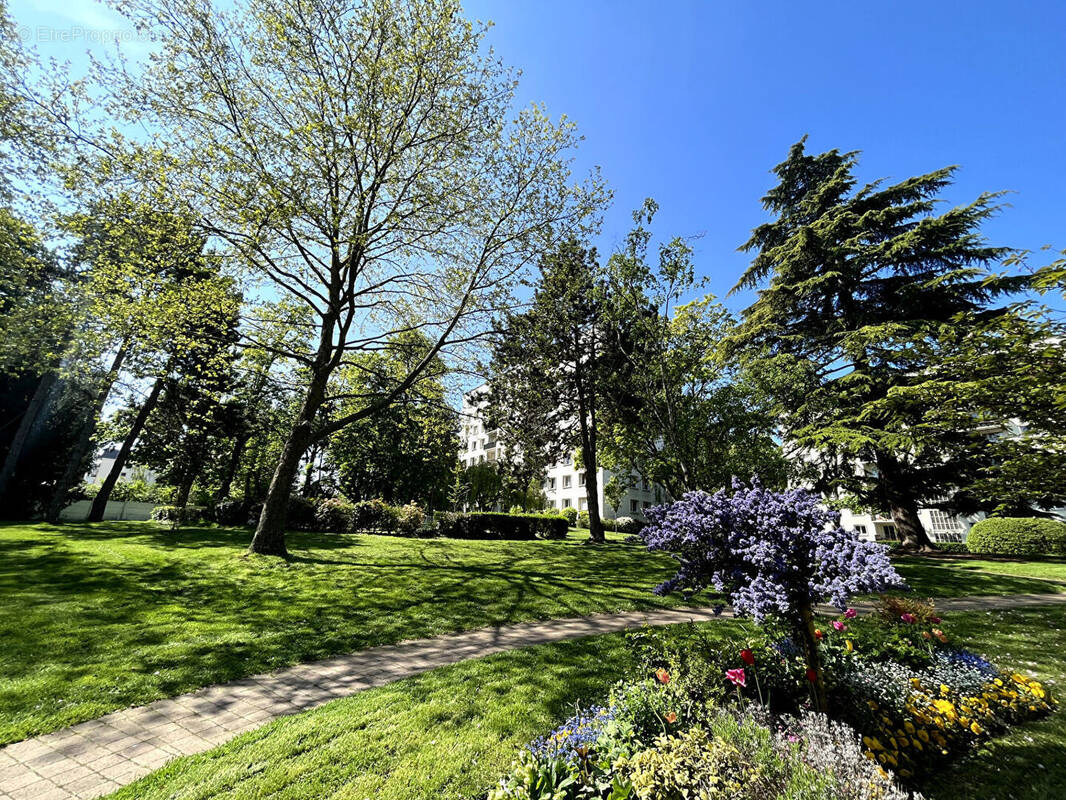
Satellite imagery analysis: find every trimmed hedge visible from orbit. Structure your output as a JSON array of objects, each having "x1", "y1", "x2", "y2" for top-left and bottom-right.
[
  {"x1": 967, "y1": 517, "x2": 1066, "y2": 557},
  {"x1": 434, "y1": 511, "x2": 569, "y2": 540}
]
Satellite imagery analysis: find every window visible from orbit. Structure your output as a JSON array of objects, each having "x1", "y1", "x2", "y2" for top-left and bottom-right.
[
  {"x1": 643, "y1": 501, "x2": 652, "y2": 509},
  {"x1": 563, "y1": 475, "x2": 572, "y2": 489},
  {"x1": 630, "y1": 499, "x2": 640, "y2": 513},
  {"x1": 929, "y1": 509, "x2": 965, "y2": 543},
  {"x1": 578, "y1": 472, "x2": 586, "y2": 486},
  {"x1": 879, "y1": 524, "x2": 896, "y2": 539},
  {"x1": 562, "y1": 498, "x2": 571, "y2": 509},
  {"x1": 641, "y1": 479, "x2": 650, "y2": 492},
  {"x1": 545, "y1": 477, "x2": 556, "y2": 490},
  {"x1": 854, "y1": 524, "x2": 867, "y2": 535},
  {"x1": 579, "y1": 497, "x2": 587, "y2": 510}
]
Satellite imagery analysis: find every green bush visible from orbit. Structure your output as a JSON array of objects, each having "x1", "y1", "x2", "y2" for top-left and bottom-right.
[
  {"x1": 434, "y1": 511, "x2": 568, "y2": 540},
  {"x1": 393, "y1": 502, "x2": 426, "y2": 536},
  {"x1": 314, "y1": 497, "x2": 356, "y2": 533},
  {"x1": 350, "y1": 499, "x2": 394, "y2": 532},
  {"x1": 560, "y1": 506, "x2": 578, "y2": 526},
  {"x1": 578, "y1": 510, "x2": 590, "y2": 529},
  {"x1": 613, "y1": 515, "x2": 645, "y2": 535},
  {"x1": 209, "y1": 498, "x2": 249, "y2": 526},
  {"x1": 966, "y1": 517, "x2": 1066, "y2": 556},
  {"x1": 150, "y1": 505, "x2": 204, "y2": 526}
]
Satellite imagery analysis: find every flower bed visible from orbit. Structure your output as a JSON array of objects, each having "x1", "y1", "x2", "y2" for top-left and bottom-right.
[{"x1": 489, "y1": 599, "x2": 1054, "y2": 799}]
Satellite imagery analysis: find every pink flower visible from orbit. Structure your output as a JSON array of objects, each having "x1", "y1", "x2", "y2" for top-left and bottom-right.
[
  {"x1": 930, "y1": 616, "x2": 942, "y2": 624},
  {"x1": 900, "y1": 613, "x2": 917, "y2": 624},
  {"x1": 844, "y1": 608, "x2": 857, "y2": 619},
  {"x1": 725, "y1": 668, "x2": 747, "y2": 687},
  {"x1": 832, "y1": 621, "x2": 847, "y2": 632}
]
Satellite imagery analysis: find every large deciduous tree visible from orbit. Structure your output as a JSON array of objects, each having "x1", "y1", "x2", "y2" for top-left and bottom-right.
[
  {"x1": 601, "y1": 200, "x2": 788, "y2": 499},
  {"x1": 729, "y1": 139, "x2": 1029, "y2": 551},
  {"x1": 102, "y1": 0, "x2": 600, "y2": 555}
]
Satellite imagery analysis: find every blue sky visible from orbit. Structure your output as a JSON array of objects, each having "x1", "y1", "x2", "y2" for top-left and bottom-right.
[{"x1": 12, "y1": 0, "x2": 1066, "y2": 310}]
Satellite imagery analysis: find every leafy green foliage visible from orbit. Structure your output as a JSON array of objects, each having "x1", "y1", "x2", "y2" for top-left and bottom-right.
[
  {"x1": 434, "y1": 512, "x2": 569, "y2": 541},
  {"x1": 485, "y1": 239, "x2": 615, "y2": 542},
  {"x1": 730, "y1": 138, "x2": 1034, "y2": 549},
  {"x1": 328, "y1": 332, "x2": 458, "y2": 509},
  {"x1": 966, "y1": 517, "x2": 1066, "y2": 557},
  {"x1": 600, "y1": 200, "x2": 788, "y2": 497}
]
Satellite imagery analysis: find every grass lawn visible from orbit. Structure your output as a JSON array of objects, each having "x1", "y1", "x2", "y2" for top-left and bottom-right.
[
  {"x1": 896, "y1": 554, "x2": 1066, "y2": 585},
  {"x1": 0, "y1": 521, "x2": 696, "y2": 745},
  {"x1": 888, "y1": 558, "x2": 1066, "y2": 599},
  {"x1": 102, "y1": 607, "x2": 1066, "y2": 800},
  {"x1": 3, "y1": 521, "x2": 1063, "y2": 748}
]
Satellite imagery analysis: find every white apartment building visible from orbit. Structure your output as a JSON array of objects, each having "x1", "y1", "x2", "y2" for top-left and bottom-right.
[
  {"x1": 459, "y1": 386, "x2": 665, "y2": 519},
  {"x1": 830, "y1": 420, "x2": 1065, "y2": 543},
  {"x1": 85, "y1": 447, "x2": 159, "y2": 486}
]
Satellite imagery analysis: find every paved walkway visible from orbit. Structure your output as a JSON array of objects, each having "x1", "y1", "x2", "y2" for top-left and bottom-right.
[{"x1": 2, "y1": 593, "x2": 1064, "y2": 800}]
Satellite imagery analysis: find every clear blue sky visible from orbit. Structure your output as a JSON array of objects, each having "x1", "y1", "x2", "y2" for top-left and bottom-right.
[{"x1": 13, "y1": 0, "x2": 1066, "y2": 310}]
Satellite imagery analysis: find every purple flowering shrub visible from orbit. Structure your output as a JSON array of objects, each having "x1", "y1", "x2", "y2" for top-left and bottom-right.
[
  {"x1": 642, "y1": 478, "x2": 905, "y2": 614},
  {"x1": 641, "y1": 478, "x2": 906, "y2": 710}
]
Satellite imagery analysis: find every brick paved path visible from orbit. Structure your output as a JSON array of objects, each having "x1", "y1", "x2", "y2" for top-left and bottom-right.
[{"x1": 2, "y1": 593, "x2": 1064, "y2": 800}]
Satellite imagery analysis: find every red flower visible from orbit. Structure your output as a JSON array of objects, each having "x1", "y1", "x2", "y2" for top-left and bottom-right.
[
  {"x1": 814, "y1": 628, "x2": 824, "y2": 640},
  {"x1": 740, "y1": 648, "x2": 755, "y2": 666},
  {"x1": 655, "y1": 668, "x2": 670, "y2": 684},
  {"x1": 665, "y1": 711, "x2": 677, "y2": 724},
  {"x1": 900, "y1": 613, "x2": 917, "y2": 624},
  {"x1": 806, "y1": 668, "x2": 818, "y2": 683},
  {"x1": 930, "y1": 616, "x2": 942, "y2": 624}
]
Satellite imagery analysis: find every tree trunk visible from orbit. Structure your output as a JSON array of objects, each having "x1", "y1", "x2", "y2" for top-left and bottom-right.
[
  {"x1": 174, "y1": 468, "x2": 196, "y2": 509},
  {"x1": 582, "y1": 444, "x2": 605, "y2": 543},
  {"x1": 300, "y1": 441, "x2": 317, "y2": 497},
  {"x1": 215, "y1": 432, "x2": 249, "y2": 503},
  {"x1": 88, "y1": 377, "x2": 165, "y2": 522},
  {"x1": 889, "y1": 499, "x2": 935, "y2": 552},
  {"x1": 45, "y1": 344, "x2": 129, "y2": 523},
  {"x1": 797, "y1": 601, "x2": 828, "y2": 713},
  {"x1": 248, "y1": 368, "x2": 328, "y2": 556},
  {"x1": 0, "y1": 370, "x2": 58, "y2": 504},
  {"x1": 876, "y1": 451, "x2": 935, "y2": 552}
]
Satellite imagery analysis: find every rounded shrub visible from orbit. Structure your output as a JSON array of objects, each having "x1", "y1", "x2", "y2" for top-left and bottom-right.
[
  {"x1": 314, "y1": 497, "x2": 355, "y2": 533},
  {"x1": 578, "y1": 510, "x2": 590, "y2": 529},
  {"x1": 966, "y1": 517, "x2": 1066, "y2": 557},
  {"x1": 560, "y1": 506, "x2": 578, "y2": 526}
]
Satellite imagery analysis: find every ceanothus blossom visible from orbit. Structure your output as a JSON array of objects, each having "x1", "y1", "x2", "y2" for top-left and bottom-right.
[{"x1": 640, "y1": 478, "x2": 906, "y2": 620}]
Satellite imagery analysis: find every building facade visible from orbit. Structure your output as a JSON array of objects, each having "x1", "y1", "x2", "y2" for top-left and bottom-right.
[{"x1": 459, "y1": 386, "x2": 665, "y2": 520}]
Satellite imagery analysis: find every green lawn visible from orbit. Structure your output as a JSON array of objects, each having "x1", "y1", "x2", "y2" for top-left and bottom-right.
[
  {"x1": 0, "y1": 521, "x2": 696, "y2": 745},
  {"x1": 3, "y1": 521, "x2": 1064, "y2": 748},
  {"x1": 889, "y1": 557, "x2": 1066, "y2": 599},
  {"x1": 897, "y1": 554, "x2": 1066, "y2": 585},
  {"x1": 102, "y1": 607, "x2": 1066, "y2": 800}
]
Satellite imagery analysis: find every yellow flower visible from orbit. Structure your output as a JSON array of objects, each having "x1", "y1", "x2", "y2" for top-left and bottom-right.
[
  {"x1": 846, "y1": 640, "x2": 854, "y2": 653},
  {"x1": 933, "y1": 699, "x2": 957, "y2": 719},
  {"x1": 940, "y1": 684, "x2": 951, "y2": 695},
  {"x1": 911, "y1": 738, "x2": 923, "y2": 750},
  {"x1": 867, "y1": 700, "x2": 879, "y2": 711},
  {"x1": 903, "y1": 721, "x2": 915, "y2": 734},
  {"x1": 918, "y1": 729, "x2": 930, "y2": 743},
  {"x1": 970, "y1": 721, "x2": 983, "y2": 735}
]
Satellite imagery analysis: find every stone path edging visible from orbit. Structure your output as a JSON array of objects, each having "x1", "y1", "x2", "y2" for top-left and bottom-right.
[{"x1": 2, "y1": 592, "x2": 1064, "y2": 800}]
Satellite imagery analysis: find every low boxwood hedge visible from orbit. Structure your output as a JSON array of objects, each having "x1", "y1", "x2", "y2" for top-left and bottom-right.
[
  {"x1": 966, "y1": 517, "x2": 1066, "y2": 557},
  {"x1": 434, "y1": 511, "x2": 569, "y2": 540}
]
